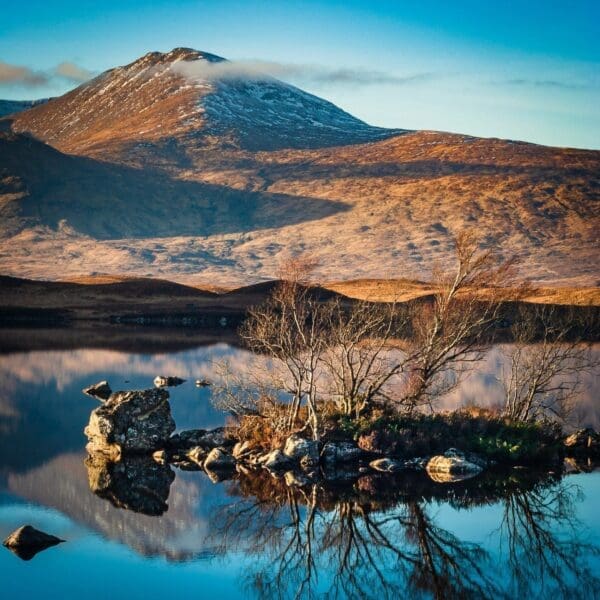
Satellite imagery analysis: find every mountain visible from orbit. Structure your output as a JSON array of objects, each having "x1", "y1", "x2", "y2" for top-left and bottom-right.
[
  {"x1": 0, "y1": 98, "x2": 49, "y2": 118},
  {"x1": 7, "y1": 47, "x2": 400, "y2": 162},
  {"x1": 1, "y1": 48, "x2": 598, "y2": 287}
]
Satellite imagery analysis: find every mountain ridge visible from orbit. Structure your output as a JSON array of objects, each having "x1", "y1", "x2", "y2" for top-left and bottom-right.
[{"x1": 1, "y1": 48, "x2": 598, "y2": 287}]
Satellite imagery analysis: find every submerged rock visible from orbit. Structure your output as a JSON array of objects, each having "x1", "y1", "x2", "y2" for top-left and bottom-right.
[
  {"x1": 426, "y1": 449, "x2": 483, "y2": 483},
  {"x1": 85, "y1": 452, "x2": 175, "y2": 516},
  {"x1": 154, "y1": 375, "x2": 186, "y2": 388},
  {"x1": 84, "y1": 388, "x2": 175, "y2": 457},
  {"x1": 3, "y1": 525, "x2": 64, "y2": 561},
  {"x1": 82, "y1": 380, "x2": 112, "y2": 401}
]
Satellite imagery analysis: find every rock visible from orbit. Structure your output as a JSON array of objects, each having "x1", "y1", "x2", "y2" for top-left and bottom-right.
[
  {"x1": 167, "y1": 429, "x2": 207, "y2": 449},
  {"x1": 85, "y1": 453, "x2": 175, "y2": 515},
  {"x1": 84, "y1": 388, "x2": 175, "y2": 456},
  {"x1": 233, "y1": 440, "x2": 253, "y2": 459},
  {"x1": 203, "y1": 448, "x2": 235, "y2": 470},
  {"x1": 82, "y1": 380, "x2": 112, "y2": 401},
  {"x1": 283, "y1": 434, "x2": 319, "y2": 462},
  {"x1": 321, "y1": 441, "x2": 364, "y2": 464},
  {"x1": 154, "y1": 375, "x2": 186, "y2": 388},
  {"x1": 3, "y1": 525, "x2": 64, "y2": 561},
  {"x1": 195, "y1": 379, "x2": 212, "y2": 387},
  {"x1": 369, "y1": 457, "x2": 406, "y2": 473},
  {"x1": 152, "y1": 449, "x2": 167, "y2": 464},
  {"x1": 402, "y1": 457, "x2": 428, "y2": 470},
  {"x1": 199, "y1": 427, "x2": 233, "y2": 448},
  {"x1": 170, "y1": 427, "x2": 232, "y2": 450},
  {"x1": 259, "y1": 449, "x2": 291, "y2": 470},
  {"x1": 564, "y1": 428, "x2": 600, "y2": 454},
  {"x1": 284, "y1": 471, "x2": 309, "y2": 487},
  {"x1": 204, "y1": 468, "x2": 235, "y2": 483},
  {"x1": 187, "y1": 446, "x2": 207, "y2": 465},
  {"x1": 426, "y1": 449, "x2": 483, "y2": 483}
]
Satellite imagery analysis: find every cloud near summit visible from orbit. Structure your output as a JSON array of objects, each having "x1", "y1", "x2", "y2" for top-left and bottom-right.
[{"x1": 171, "y1": 58, "x2": 435, "y2": 87}]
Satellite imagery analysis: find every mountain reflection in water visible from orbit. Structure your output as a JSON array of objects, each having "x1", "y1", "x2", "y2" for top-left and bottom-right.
[{"x1": 0, "y1": 342, "x2": 599, "y2": 599}]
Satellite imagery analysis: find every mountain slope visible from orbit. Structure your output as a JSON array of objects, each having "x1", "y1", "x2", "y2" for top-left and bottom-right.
[
  {"x1": 1, "y1": 48, "x2": 598, "y2": 287},
  {"x1": 7, "y1": 47, "x2": 401, "y2": 161}
]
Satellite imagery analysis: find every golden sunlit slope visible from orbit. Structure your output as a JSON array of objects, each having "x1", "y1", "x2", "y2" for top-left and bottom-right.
[{"x1": 1, "y1": 49, "x2": 598, "y2": 287}]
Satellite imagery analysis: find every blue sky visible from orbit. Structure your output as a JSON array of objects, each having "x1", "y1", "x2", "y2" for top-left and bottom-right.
[{"x1": 1, "y1": 0, "x2": 598, "y2": 148}]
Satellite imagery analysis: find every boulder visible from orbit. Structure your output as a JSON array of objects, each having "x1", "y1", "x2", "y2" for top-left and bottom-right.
[
  {"x1": 84, "y1": 388, "x2": 175, "y2": 456},
  {"x1": 321, "y1": 441, "x2": 364, "y2": 464},
  {"x1": 283, "y1": 434, "x2": 319, "y2": 462},
  {"x1": 187, "y1": 446, "x2": 207, "y2": 466},
  {"x1": 369, "y1": 457, "x2": 406, "y2": 473},
  {"x1": 259, "y1": 449, "x2": 291, "y2": 470},
  {"x1": 563, "y1": 428, "x2": 600, "y2": 454},
  {"x1": 3, "y1": 525, "x2": 64, "y2": 561},
  {"x1": 203, "y1": 448, "x2": 235, "y2": 470},
  {"x1": 154, "y1": 375, "x2": 186, "y2": 388},
  {"x1": 199, "y1": 427, "x2": 233, "y2": 448},
  {"x1": 85, "y1": 453, "x2": 175, "y2": 516},
  {"x1": 167, "y1": 429, "x2": 207, "y2": 449},
  {"x1": 232, "y1": 440, "x2": 253, "y2": 459},
  {"x1": 82, "y1": 380, "x2": 112, "y2": 401},
  {"x1": 426, "y1": 449, "x2": 483, "y2": 483}
]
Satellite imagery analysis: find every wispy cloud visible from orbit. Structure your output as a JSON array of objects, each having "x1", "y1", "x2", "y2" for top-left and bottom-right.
[
  {"x1": 495, "y1": 78, "x2": 598, "y2": 91},
  {"x1": 171, "y1": 59, "x2": 436, "y2": 87},
  {"x1": 0, "y1": 59, "x2": 94, "y2": 88},
  {"x1": 0, "y1": 61, "x2": 48, "y2": 86},
  {"x1": 53, "y1": 61, "x2": 94, "y2": 83}
]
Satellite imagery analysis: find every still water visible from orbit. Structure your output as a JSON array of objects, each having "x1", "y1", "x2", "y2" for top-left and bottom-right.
[{"x1": 0, "y1": 340, "x2": 598, "y2": 599}]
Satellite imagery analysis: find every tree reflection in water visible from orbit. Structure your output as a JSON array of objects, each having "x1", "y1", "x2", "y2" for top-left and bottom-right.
[{"x1": 211, "y1": 471, "x2": 599, "y2": 600}]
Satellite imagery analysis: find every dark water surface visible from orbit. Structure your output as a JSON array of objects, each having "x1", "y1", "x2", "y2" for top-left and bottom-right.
[{"x1": 0, "y1": 340, "x2": 598, "y2": 599}]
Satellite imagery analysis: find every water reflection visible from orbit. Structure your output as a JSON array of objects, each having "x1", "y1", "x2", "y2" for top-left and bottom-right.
[
  {"x1": 214, "y1": 471, "x2": 599, "y2": 599},
  {"x1": 0, "y1": 342, "x2": 599, "y2": 599}
]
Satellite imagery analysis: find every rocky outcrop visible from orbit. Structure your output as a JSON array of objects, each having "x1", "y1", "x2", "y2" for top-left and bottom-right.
[
  {"x1": 82, "y1": 380, "x2": 112, "y2": 401},
  {"x1": 426, "y1": 449, "x2": 483, "y2": 483},
  {"x1": 85, "y1": 452, "x2": 175, "y2": 516},
  {"x1": 3, "y1": 525, "x2": 64, "y2": 561},
  {"x1": 84, "y1": 388, "x2": 175, "y2": 457},
  {"x1": 154, "y1": 375, "x2": 186, "y2": 388}
]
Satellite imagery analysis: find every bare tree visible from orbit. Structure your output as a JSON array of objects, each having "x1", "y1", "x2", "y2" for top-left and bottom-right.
[
  {"x1": 397, "y1": 232, "x2": 517, "y2": 414},
  {"x1": 502, "y1": 305, "x2": 596, "y2": 423},
  {"x1": 240, "y1": 256, "x2": 329, "y2": 439},
  {"x1": 320, "y1": 298, "x2": 409, "y2": 418}
]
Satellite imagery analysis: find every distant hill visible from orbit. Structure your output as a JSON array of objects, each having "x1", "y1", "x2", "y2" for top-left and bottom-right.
[
  {"x1": 1, "y1": 48, "x2": 598, "y2": 287},
  {"x1": 0, "y1": 98, "x2": 49, "y2": 118}
]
